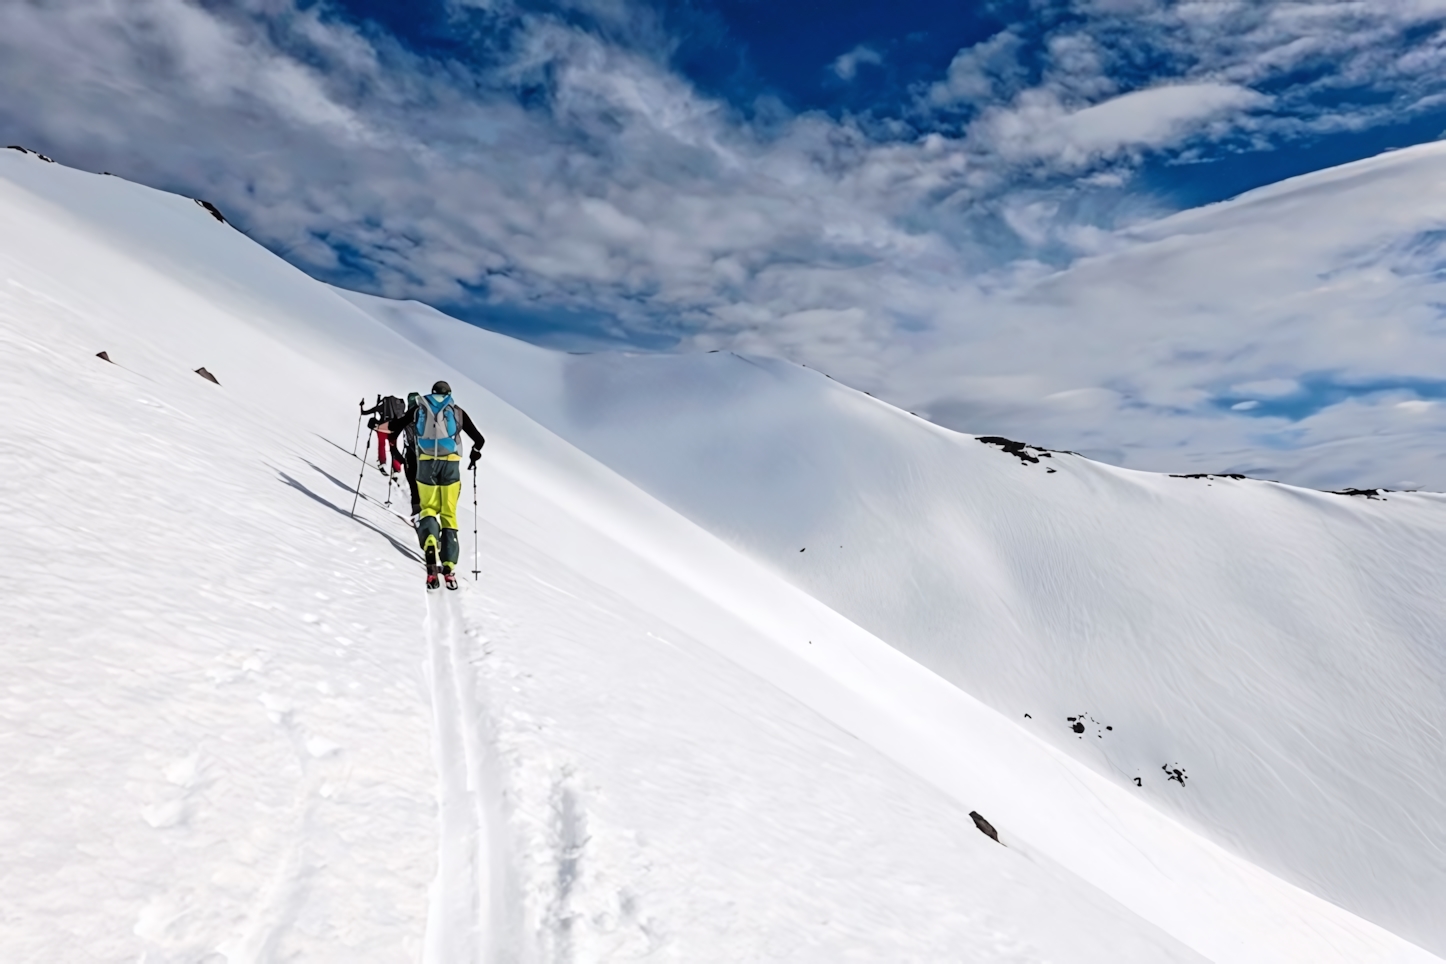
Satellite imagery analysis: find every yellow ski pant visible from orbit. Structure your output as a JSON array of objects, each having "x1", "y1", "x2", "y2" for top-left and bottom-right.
[{"x1": 416, "y1": 455, "x2": 461, "y2": 568}]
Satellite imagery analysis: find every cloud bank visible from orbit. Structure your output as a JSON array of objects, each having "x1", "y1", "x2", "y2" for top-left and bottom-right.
[{"x1": 4, "y1": 0, "x2": 1446, "y2": 487}]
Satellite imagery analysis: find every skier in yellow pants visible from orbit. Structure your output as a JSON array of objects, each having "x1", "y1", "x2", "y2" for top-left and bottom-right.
[{"x1": 380, "y1": 380, "x2": 485, "y2": 590}]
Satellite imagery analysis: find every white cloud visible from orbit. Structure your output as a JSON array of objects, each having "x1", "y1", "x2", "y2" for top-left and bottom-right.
[
  {"x1": 1060, "y1": 83, "x2": 1268, "y2": 150},
  {"x1": 1230, "y1": 379, "x2": 1298, "y2": 397},
  {"x1": 972, "y1": 83, "x2": 1268, "y2": 166},
  {"x1": 889, "y1": 141, "x2": 1446, "y2": 488},
  {"x1": 927, "y1": 31, "x2": 1026, "y2": 106},
  {"x1": 831, "y1": 45, "x2": 883, "y2": 82}
]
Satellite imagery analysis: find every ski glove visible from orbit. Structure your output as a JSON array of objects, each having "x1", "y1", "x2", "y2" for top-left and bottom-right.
[{"x1": 468, "y1": 447, "x2": 482, "y2": 468}]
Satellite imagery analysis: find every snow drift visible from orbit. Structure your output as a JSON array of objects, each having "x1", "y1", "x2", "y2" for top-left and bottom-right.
[{"x1": 1, "y1": 146, "x2": 1442, "y2": 962}]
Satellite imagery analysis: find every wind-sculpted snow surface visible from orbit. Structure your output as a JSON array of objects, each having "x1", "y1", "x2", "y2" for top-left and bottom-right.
[{"x1": 0, "y1": 150, "x2": 1440, "y2": 961}]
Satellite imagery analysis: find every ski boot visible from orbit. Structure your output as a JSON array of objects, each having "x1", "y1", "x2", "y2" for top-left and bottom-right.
[
  {"x1": 425, "y1": 546, "x2": 441, "y2": 591},
  {"x1": 443, "y1": 566, "x2": 458, "y2": 591}
]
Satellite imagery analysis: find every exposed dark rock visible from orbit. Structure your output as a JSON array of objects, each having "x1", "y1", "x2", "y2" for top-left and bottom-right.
[
  {"x1": 1068, "y1": 712, "x2": 1112, "y2": 739},
  {"x1": 194, "y1": 199, "x2": 227, "y2": 223},
  {"x1": 1331, "y1": 487, "x2": 1386, "y2": 500},
  {"x1": 195, "y1": 366, "x2": 220, "y2": 385},
  {"x1": 1162, "y1": 764, "x2": 1188, "y2": 786},
  {"x1": 1170, "y1": 472, "x2": 1247, "y2": 480},
  {"x1": 969, "y1": 811, "x2": 1000, "y2": 843},
  {"x1": 7, "y1": 145, "x2": 54, "y2": 162},
  {"x1": 976, "y1": 436, "x2": 1063, "y2": 466},
  {"x1": 1171, "y1": 472, "x2": 1393, "y2": 500},
  {"x1": 95, "y1": 351, "x2": 112, "y2": 363}
]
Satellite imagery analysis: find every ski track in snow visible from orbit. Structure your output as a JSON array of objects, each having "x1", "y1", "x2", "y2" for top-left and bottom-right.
[
  {"x1": 455, "y1": 523, "x2": 1212, "y2": 963},
  {"x1": 423, "y1": 590, "x2": 515, "y2": 964}
]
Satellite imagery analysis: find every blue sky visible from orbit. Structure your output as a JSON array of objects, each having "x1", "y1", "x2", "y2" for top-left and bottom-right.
[
  {"x1": 326, "y1": 0, "x2": 1010, "y2": 117},
  {"x1": 317, "y1": 0, "x2": 1446, "y2": 212},
  {"x1": 6, "y1": 0, "x2": 1446, "y2": 487}
]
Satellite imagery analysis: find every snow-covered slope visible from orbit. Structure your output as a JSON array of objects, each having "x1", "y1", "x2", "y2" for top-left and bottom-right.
[
  {"x1": 0, "y1": 147, "x2": 1439, "y2": 962},
  {"x1": 353, "y1": 288, "x2": 1446, "y2": 955}
]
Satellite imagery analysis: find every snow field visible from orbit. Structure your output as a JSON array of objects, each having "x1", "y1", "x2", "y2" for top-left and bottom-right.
[
  {"x1": 356, "y1": 293, "x2": 1446, "y2": 955},
  {"x1": 1, "y1": 148, "x2": 1441, "y2": 962},
  {"x1": 0, "y1": 235, "x2": 436, "y2": 958},
  {"x1": 453, "y1": 517, "x2": 1210, "y2": 961},
  {"x1": 0, "y1": 159, "x2": 1202, "y2": 960}
]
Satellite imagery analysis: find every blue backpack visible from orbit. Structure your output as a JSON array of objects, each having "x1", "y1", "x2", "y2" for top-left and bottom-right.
[{"x1": 414, "y1": 393, "x2": 460, "y2": 457}]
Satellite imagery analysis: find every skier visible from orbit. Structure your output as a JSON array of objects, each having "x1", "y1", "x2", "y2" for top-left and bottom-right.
[
  {"x1": 378, "y1": 381, "x2": 484, "y2": 590},
  {"x1": 398, "y1": 391, "x2": 422, "y2": 520},
  {"x1": 362, "y1": 395, "x2": 407, "y2": 475}
]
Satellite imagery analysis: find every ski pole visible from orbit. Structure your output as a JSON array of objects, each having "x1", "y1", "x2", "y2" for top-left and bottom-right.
[
  {"x1": 350, "y1": 427, "x2": 371, "y2": 518},
  {"x1": 471, "y1": 462, "x2": 480, "y2": 581},
  {"x1": 351, "y1": 399, "x2": 366, "y2": 458}
]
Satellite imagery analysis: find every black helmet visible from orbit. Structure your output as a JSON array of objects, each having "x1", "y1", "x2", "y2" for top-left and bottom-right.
[{"x1": 432, "y1": 380, "x2": 451, "y2": 395}]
